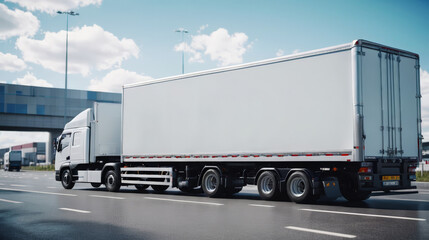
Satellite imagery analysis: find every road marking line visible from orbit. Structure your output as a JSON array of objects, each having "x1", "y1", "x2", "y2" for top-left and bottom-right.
[
  {"x1": 0, "y1": 183, "x2": 4, "y2": 185},
  {"x1": 89, "y1": 195, "x2": 125, "y2": 200},
  {"x1": 59, "y1": 208, "x2": 91, "y2": 213},
  {"x1": 0, "y1": 198, "x2": 22, "y2": 204},
  {"x1": 47, "y1": 187, "x2": 57, "y2": 189},
  {"x1": 249, "y1": 204, "x2": 275, "y2": 208},
  {"x1": 300, "y1": 208, "x2": 426, "y2": 221},
  {"x1": 10, "y1": 184, "x2": 27, "y2": 187},
  {"x1": 0, "y1": 187, "x2": 77, "y2": 197},
  {"x1": 285, "y1": 226, "x2": 356, "y2": 238},
  {"x1": 144, "y1": 197, "x2": 223, "y2": 206},
  {"x1": 373, "y1": 197, "x2": 429, "y2": 203}
]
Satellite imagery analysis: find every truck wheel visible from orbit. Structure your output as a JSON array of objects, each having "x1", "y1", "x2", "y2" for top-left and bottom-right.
[
  {"x1": 257, "y1": 171, "x2": 279, "y2": 200},
  {"x1": 105, "y1": 170, "x2": 121, "y2": 192},
  {"x1": 286, "y1": 171, "x2": 312, "y2": 203},
  {"x1": 201, "y1": 169, "x2": 224, "y2": 197},
  {"x1": 135, "y1": 184, "x2": 149, "y2": 191},
  {"x1": 91, "y1": 183, "x2": 102, "y2": 188},
  {"x1": 152, "y1": 185, "x2": 169, "y2": 192},
  {"x1": 61, "y1": 169, "x2": 75, "y2": 189}
]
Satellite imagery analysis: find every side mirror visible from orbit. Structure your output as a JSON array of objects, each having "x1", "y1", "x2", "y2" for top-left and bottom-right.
[
  {"x1": 57, "y1": 139, "x2": 63, "y2": 152},
  {"x1": 53, "y1": 138, "x2": 58, "y2": 152}
]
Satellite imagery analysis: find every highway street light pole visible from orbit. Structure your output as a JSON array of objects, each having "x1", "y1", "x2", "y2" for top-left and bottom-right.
[
  {"x1": 175, "y1": 28, "x2": 188, "y2": 74},
  {"x1": 57, "y1": 11, "x2": 79, "y2": 125}
]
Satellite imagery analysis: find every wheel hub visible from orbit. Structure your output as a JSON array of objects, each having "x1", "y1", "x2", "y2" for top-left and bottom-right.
[{"x1": 290, "y1": 178, "x2": 306, "y2": 197}]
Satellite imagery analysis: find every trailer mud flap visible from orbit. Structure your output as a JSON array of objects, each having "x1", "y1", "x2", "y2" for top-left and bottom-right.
[{"x1": 321, "y1": 177, "x2": 341, "y2": 200}]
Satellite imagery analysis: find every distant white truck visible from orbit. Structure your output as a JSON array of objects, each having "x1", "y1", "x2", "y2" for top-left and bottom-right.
[
  {"x1": 4, "y1": 151, "x2": 22, "y2": 172},
  {"x1": 55, "y1": 40, "x2": 422, "y2": 203}
]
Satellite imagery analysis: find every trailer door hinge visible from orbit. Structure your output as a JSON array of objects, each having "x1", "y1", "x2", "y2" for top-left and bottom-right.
[
  {"x1": 397, "y1": 56, "x2": 401, "y2": 62},
  {"x1": 415, "y1": 65, "x2": 420, "y2": 69},
  {"x1": 357, "y1": 51, "x2": 366, "y2": 56},
  {"x1": 380, "y1": 126, "x2": 384, "y2": 131}
]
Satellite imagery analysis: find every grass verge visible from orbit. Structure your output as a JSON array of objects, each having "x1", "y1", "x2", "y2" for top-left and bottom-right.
[
  {"x1": 416, "y1": 171, "x2": 429, "y2": 182},
  {"x1": 22, "y1": 165, "x2": 55, "y2": 171}
]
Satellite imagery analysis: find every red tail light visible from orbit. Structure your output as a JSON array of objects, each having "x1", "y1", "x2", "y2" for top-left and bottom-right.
[{"x1": 358, "y1": 167, "x2": 372, "y2": 173}]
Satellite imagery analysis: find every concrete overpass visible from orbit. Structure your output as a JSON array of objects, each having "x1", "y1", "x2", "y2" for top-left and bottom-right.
[{"x1": 0, "y1": 83, "x2": 121, "y2": 163}]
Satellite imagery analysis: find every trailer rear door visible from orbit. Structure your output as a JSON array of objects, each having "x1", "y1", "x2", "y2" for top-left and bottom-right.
[{"x1": 361, "y1": 46, "x2": 419, "y2": 158}]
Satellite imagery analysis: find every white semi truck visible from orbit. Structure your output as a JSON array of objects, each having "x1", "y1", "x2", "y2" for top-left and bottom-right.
[
  {"x1": 4, "y1": 151, "x2": 22, "y2": 172},
  {"x1": 55, "y1": 40, "x2": 422, "y2": 203}
]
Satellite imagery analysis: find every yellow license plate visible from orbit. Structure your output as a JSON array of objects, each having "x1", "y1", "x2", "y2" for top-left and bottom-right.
[{"x1": 382, "y1": 175, "x2": 400, "y2": 181}]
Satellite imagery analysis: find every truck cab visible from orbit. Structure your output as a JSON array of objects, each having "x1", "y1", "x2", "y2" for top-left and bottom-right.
[
  {"x1": 55, "y1": 103, "x2": 121, "y2": 189},
  {"x1": 4, "y1": 151, "x2": 22, "y2": 172}
]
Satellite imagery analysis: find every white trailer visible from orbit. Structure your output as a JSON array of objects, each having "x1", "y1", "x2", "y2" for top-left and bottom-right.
[
  {"x1": 55, "y1": 40, "x2": 422, "y2": 203},
  {"x1": 4, "y1": 151, "x2": 22, "y2": 171}
]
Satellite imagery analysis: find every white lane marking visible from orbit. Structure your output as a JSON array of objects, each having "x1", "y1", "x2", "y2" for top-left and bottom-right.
[
  {"x1": 285, "y1": 226, "x2": 356, "y2": 239},
  {"x1": 144, "y1": 197, "x2": 223, "y2": 206},
  {"x1": 373, "y1": 197, "x2": 429, "y2": 203},
  {"x1": 33, "y1": 177, "x2": 39, "y2": 179},
  {"x1": 59, "y1": 208, "x2": 91, "y2": 213},
  {"x1": 10, "y1": 184, "x2": 27, "y2": 187},
  {"x1": 47, "y1": 187, "x2": 57, "y2": 189},
  {"x1": 89, "y1": 195, "x2": 125, "y2": 200},
  {"x1": 0, "y1": 198, "x2": 22, "y2": 204},
  {"x1": 249, "y1": 204, "x2": 275, "y2": 208},
  {"x1": 0, "y1": 187, "x2": 77, "y2": 197},
  {"x1": 300, "y1": 208, "x2": 426, "y2": 221},
  {"x1": 0, "y1": 183, "x2": 4, "y2": 185}
]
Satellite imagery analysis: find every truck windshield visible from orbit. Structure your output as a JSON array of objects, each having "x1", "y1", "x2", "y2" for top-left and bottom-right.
[{"x1": 58, "y1": 133, "x2": 71, "y2": 152}]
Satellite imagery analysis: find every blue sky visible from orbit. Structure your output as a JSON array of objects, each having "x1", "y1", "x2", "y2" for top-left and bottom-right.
[{"x1": 0, "y1": 0, "x2": 428, "y2": 147}]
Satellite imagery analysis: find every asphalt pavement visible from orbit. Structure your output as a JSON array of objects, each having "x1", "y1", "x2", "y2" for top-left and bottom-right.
[{"x1": 0, "y1": 170, "x2": 428, "y2": 240}]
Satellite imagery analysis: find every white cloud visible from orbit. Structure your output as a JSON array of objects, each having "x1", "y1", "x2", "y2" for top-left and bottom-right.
[
  {"x1": 0, "y1": 52, "x2": 27, "y2": 72},
  {"x1": 421, "y1": 69, "x2": 429, "y2": 140},
  {"x1": 276, "y1": 49, "x2": 284, "y2": 57},
  {"x1": 16, "y1": 24, "x2": 139, "y2": 76},
  {"x1": 175, "y1": 28, "x2": 250, "y2": 66},
  {"x1": 197, "y1": 24, "x2": 208, "y2": 34},
  {"x1": 292, "y1": 49, "x2": 300, "y2": 54},
  {"x1": 174, "y1": 42, "x2": 203, "y2": 63},
  {"x1": 5, "y1": 0, "x2": 102, "y2": 15},
  {"x1": 88, "y1": 68, "x2": 153, "y2": 93},
  {"x1": 0, "y1": 131, "x2": 48, "y2": 149},
  {"x1": 0, "y1": 3, "x2": 39, "y2": 40},
  {"x1": 12, "y1": 72, "x2": 53, "y2": 87}
]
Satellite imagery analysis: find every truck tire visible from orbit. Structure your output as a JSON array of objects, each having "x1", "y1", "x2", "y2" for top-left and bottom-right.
[
  {"x1": 201, "y1": 169, "x2": 224, "y2": 198},
  {"x1": 135, "y1": 184, "x2": 149, "y2": 191},
  {"x1": 105, "y1": 170, "x2": 121, "y2": 192},
  {"x1": 151, "y1": 185, "x2": 169, "y2": 192},
  {"x1": 257, "y1": 171, "x2": 280, "y2": 200},
  {"x1": 61, "y1": 169, "x2": 75, "y2": 189},
  {"x1": 91, "y1": 183, "x2": 102, "y2": 188},
  {"x1": 286, "y1": 171, "x2": 312, "y2": 203}
]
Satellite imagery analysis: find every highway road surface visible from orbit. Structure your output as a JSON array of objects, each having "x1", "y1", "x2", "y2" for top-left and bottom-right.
[{"x1": 1, "y1": 170, "x2": 428, "y2": 240}]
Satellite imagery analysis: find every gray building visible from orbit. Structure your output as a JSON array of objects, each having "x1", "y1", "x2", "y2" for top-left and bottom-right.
[{"x1": 0, "y1": 83, "x2": 121, "y2": 163}]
